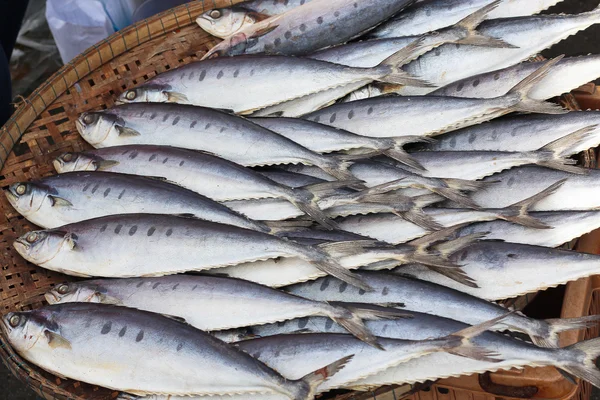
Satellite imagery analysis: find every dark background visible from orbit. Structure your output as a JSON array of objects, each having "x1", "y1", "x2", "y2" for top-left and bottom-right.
[{"x1": 2, "y1": 0, "x2": 600, "y2": 399}]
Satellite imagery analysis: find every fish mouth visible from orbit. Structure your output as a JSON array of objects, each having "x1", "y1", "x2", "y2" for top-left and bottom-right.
[
  {"x1": 13, "y1": 238, "x2": 31, "y2": 256},
  {"x1": 44, "y1": 291, "x2": 59, "y2": 304},
  {"x1": 52, "y1": 158, "x2": 65, "y2": 173},
  {"x1": 5, "y1": 189, "x2": 17, "y2": 205},
  {"x1": 74, "y1": 119, "x2": 85, "y2": 135}
]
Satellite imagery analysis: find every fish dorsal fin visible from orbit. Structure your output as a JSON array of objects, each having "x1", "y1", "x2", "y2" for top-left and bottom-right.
[
  {"x1": 44, "y1": 330, "x2": 72, "y2": 350},
  {"x1": 49, "y1": 195, "x2": 73, "y2": 208}
]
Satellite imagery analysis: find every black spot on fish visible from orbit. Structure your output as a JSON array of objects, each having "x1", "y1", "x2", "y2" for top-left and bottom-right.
[
  {"x1": 162, "y1": 157, "x2": 169, "y2": 164},
  {"x1": 320, "y1": 279, "x2": 329, "y2": 291},
  {"x1": 149, "y1": 154, "x2": 157, "y2": 161},
  {"x1": 455, "y1": 44, "x2": 461, "y2": 49},
  {"x1": 298, "y1": 318, "x2": 308, "y2": 328},
  {"x1": 150, "y1": 113, "x2": 157, "y2": 120},
  {"x1": 101, "y1": 322, "x2": 112, "y2": 334},
  {"x1": 162, "y1": 114, "x2": 170, "y2": 122},
  {"x1": 434, "y1": 49, "x2": 441, "y2": 56},
  {"x1": 507, "y1": 177, "x2": 515, "y2": 187},
  {"x1": 180, "y1": 73, "x2": 186, "y2": 79},
  {"x1": 325, "y1": 319, "x2": 334, "y2": 329},
  {"x1": 173, "y1": 283, "x2": 179, "y2": 290},
  {"x1": 313, "y1": 115, "x2": 320, "y2": 123},
  {"x1": 494, "y1": 73, "x2": 500, "y2": 81},
  {"x1": 382, "y1": 287, "x2": 389, "y2": 296},
  {"x1": 91, "y1": 184, "x2": 100, "y2": 194},
  {"x1": 153, "y1": 282, "x2": 160, "y2": 289},
  {"x1": 83, "y1": 183, "x2": 92, "y2": 192},
  {"x1": 339, "y1": 282, "x2": 348, "y2": 292},
  {"x1": 353, "y1": 2, "x2": 358, "y2": 7},
  {"x1": 118, "y1": 189, "x2": 126, "y2": 199},
  {"x1": 426, "y1": 9, "x2": 431, "y2": 16},
  {"x1": 177, "y1": 343, "x2": 183, "y2": 351},
  {"x1": 250, "y1": 69, "x2": 255, "y2": 76},
  {"x1": 136, "y1": 330, "x2": 144, "y2": 342},
  {"x1": 119, "y1": 326, "x2": 127, "y2": 337},
  {"x1": 457, "y1": 83, "x2": 464, "y2": 92},
  {"x1": 234, "y1": 70, "x2": 239, "y2": 78},
  {"x1": 468, "y1": 132, "x2": 476, "y2": 143},
  {"x1": 103, "y1": 188, "x2": 111, "y2": 197},
  {"x1": 317, "y1": 16, "x2": 323, "y2": 24},
  {"x1": 334, "y1": 11, "x2": 340, "y2": 17},
  {"x1": 147, "y1": 227, "x2": 155, "y2": 236},
  {"x1": 284, "y1": 31, "x2": 292, "y2": 39},
  {"x1": 358, "y1": 289, "x2": 366, "y2": 295},
  {"x1": 166, "y1": 228, "x2": 173, "y2": 237},
  {"x1": 85, "y1": 319, "x2": 92, "y2": 328},
  {"x1": 348, "y1": 110, "x2": 354, "y2": 120},
  {"x1": 330, "y1": 113, "x2": 337, "y2": 123},
  {"x1": 115, "y1": 224, "x2": 122, "y2": 234},
  {"x1": 460, "y1": 251, "x2": 469, "y2": 261},
  {"x1": 205, "y1": 123, "x2": 212, "y2": 130},
  {"x1": 179, "y1": 161, "x2": 185, "y2": 166},
  {"x1": 368, "y1": 107, "x2": 374, "y2": 115},
  {"x1": 100, "y1": 224, "x2": 107, "y2": 233},
  {"x1": 274, "y1": 38, "x2": 281, "y2": 46},
  {"x1": 300, "y1": 0, "x2": 305, "y2": 4},
  {"x1": 189, "y1": 72, "x2": 195, "y2": 79},
  {"x1": 129, "y1": 226, "x2": 137, "y2": 236},
  {"x1": 299, "y1": 24, "x2": 306, "y2": 32},
  {"x1": 507, "y1": 254, "x2": 518, "y2": 259},
  {"x1": 220, "y1": 127, "x2": 226, "y2": 133},
  {"x1": 172, "y1": 117, "x2": 180, "y2": 126},
  {"x1": 199, "y1": 70, "x2": 206, "y2": 81},
  {"x1": 472, "y1": 79, "x2": 480, "y2": 87},
  {"x1": 136, "y1": 281, "x2": 144, "y2": 288},
  {"x1": 192, "y1": 285, "x2": 198, "y2": 291},
  {"x1": 449, "y1": 136, "x2": 456, "y2": 149},
  {"x1": 129, "y1": 151, "x2": 138, "y2": 160},
  {"x1": 217, "y1": 70, "x2": 224, "y2": 79}
]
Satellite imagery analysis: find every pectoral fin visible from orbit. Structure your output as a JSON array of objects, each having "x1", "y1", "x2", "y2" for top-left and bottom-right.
[
  {"x1": 116, "y1": 126, "x2": 141, "y2": 137},
  {"x1": 44, "y1": 330, "x2": 72, "y2": 350},
  {"x1": 95, "y1": 160, "x2": 120, "y2": 171},
  {"x1": 49, "y1": 195, "x2": 73, "y2": 207}
]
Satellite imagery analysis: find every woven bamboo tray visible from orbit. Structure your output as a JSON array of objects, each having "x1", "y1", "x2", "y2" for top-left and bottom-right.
[{"x1": 0, "y1": 1, "x2": 597, "y2": 399}]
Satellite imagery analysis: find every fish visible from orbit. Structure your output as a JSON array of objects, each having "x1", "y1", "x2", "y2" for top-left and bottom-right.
[
  {"x1": 398, "y1": 241, "x2": 600, "y2": 300},
  {"x1": 114, "y1": 53, "x2": 428, "y2": 114},
  {"x1": 430, "y1": 55, "x2": 600, "y2": 100},
  {"x1": 0, "y1": 303, "x2": 349, "y2": 399},
  {"x1": 13, "y1": 213, "x2": 370, "y2": 290},
  {"x1": 234, "y1": 318, "x2": 502, "y2": 393},
  {"x1": 424, "y1": 113, "x2": 600, "y2": 153},
  {"x1": 75, "y1": 104, "x2": 358, "y2": 184},
  {"x1": 338, "y1": 181, "x2": 561, "y2": 244},
  {"x1": 44, "y1": 275, "x2": 409, "y2": 347},
  {"x1": 203, "y1": 0, "x2": 416, "y2": 58},
  {"x1": 285, "y1": 271, "x2": 599, "y2": 348},
  {"x1": 398, "y1": 7, "x2": 600, "y2": 94},
  {"x1": 52, "y1": 146, "x2": 351, "y2": 230},
  {"x1": 368, "y1": 0, "x2": 566, "y2": 38},
  {"x1": 245, "y1": 311, "x2": 600, "y2": 390},
  {"x1": 303, "y1": 57, "x2": 566, "y2": 139},
  {"x1": 4, "y1": 171, "x2": 269, "y2": 232},
  {"x1": 250, "y1": 116, "x2": 429, "y2": 170}
]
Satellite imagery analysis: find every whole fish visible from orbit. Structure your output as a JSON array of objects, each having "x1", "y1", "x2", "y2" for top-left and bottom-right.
[
  {"x1": 1, "y1": 303, "x2": 348, "y2": 398},
  {"x1": 286, "y1": 271, "x2": 597, "y2": 348},
  {"x1": 246, "y1": 312, "x2": 600, "y2": 390},
  {"x1": 13, "y1": 213, "x2": 369, "y2": 290},
  {"x1": 203, "y1": 0, "x2": 416, "y2": 58},
  {"x1": 52, "y1": 146, "x2": 349, "y2": 229},
  {"x1": 303, "y1": 57, "x2": 565, "y2": 139},
  {"x1": 44, "y1": 275, "x2": 406, "y2": 347},
  {"x1": 398, "y1": 8, "x2": 600, "y2": 94},
  {"x1": 75, "y1": 104, "x2": 358, "y2": 184},
  {"x1": 369, "y1": 0, "x2": 565, "y2": 38},
  {"x1": 115, "y1": 53, "x2": 426, "y2": 114},
  {"x1": 425, "y1": 113, "x2": 600, "y2": 153},
  {"x1": 4, "y1": 171, "x2": 268, "y2": 232},
  {"x1": 399, "y1": 241, "x2": 600, "y2": 300},
  {"x1": 430, "y1": 55, "x2": 600, "y2": 100},
  {"x1": 250, "y1": 117, "x2": 427, "y2": 170}
]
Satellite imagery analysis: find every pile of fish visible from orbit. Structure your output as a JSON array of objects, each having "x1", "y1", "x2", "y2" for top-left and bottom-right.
[{"x1": 5, "y1": 0, "x2": 600, "y2": 398}]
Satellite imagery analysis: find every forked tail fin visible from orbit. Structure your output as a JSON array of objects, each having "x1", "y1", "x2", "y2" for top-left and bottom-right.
[{"x1": 289, "y1": 355, "x2": 355, "y2": 400}]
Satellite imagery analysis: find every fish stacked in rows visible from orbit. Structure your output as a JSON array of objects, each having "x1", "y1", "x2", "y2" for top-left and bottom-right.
[{"x1": 4, "y1": 0, "x2": 600, "y2": 399}]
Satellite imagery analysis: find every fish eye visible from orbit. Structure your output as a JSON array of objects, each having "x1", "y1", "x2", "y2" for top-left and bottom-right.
[
  {"x1": 210, "y1": 9, "x2": 221, "y2": 19},
  {"x1": 56, "y1": 284, "x2": 70, "y2": 295},
  {"x1": 83, "y1": 113, "x2": 98, "y2": 125},
  {"x1": 26, "y1": 232, "x2": 38, "y2": 243},
  {"x1": 9, "y1": 314, "x2": 20, "y2": 327},
  {"x1": 15, "y1": 184, "x2": 27, "y2": 195},
  {"x1": 125, "y1": 90, "x2": 137, "y2": 101},
  {"x1": 62, "y1": 153, "x2": 73, "y2": 162}
]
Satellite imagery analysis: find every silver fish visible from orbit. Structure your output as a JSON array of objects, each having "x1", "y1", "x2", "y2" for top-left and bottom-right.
[
  {"x1": 369, "y1": 0, "x2": 565, "y2": 38},
  {"x1": 1, "y1": 303, "x2": 348, "y2": 398},
  {"x1": 115, "y1": 53, "x2": 426, "y2": 114},
  {"x1": 247, "y1": 312, "x2": 600, "y2": 390},
  {"x1": 430, "y1": 55, "x2": 600, "y2": 100},
  {"x1": 286, "y1": 271, "x2": 597, "y2": 348},
  {"x1": 52, "y1": 146, "x2": 346, "y2": 229},
  {"x1": 398, "y1": 7, "x2": 600, "y2": 94},
  {"x1": 75, "y1": 104, "x2": 357, "y2": 183},
  {"x1": 13, "y1": 213, "x2": 369, "y2": 290},
  {"x1": 203, "y1": 0, "x2": 416, "y2": 58},
  {"x1": 399, "y1": 241, "x2": 600, "y2": 300},
  {"x1": 303, "y1": 57, "x2": 565, "y2": 139},
  {"x1": 44, "y1": 276, "x2": 407, "y2": 347},
  {"x1": 424, "y1": 113, "x2": 600, "y2": 153},
  {"x1": 4, "y1": 171, "x2": 268, "y2": 232}
]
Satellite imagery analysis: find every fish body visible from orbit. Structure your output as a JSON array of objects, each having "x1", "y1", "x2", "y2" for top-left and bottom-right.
[
  {"x1": 5, "y1": 171, "x2": 267, "y2": 232},
  {"x1": 1, "y1": 303, "x2": 336, "y2": 398}
]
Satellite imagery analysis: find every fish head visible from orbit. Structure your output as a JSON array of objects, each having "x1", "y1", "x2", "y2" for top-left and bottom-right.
[
  {"x1": 14, "y1": 230, "x2": 76, "y2": 266},
  {"x1": 196, "y1": 8, "x2": 256, "y2": 38},
  {"x1": 116, "y1": 86, "x2": 170, "y2": 105},
  {"x1": 6, "y1": 182, "x2": 53, "y2": 218},
  {"x1": 53, "y1": 152, "x2": 97, "y2": 173},
  {"x1": 77, "y1": 111, "x2": 123, "y2": 146},
  {"x1": 45, "y1": 282, "x2": 101, "y2": 305},
  {"x1": 1, "y1": 309, "x2": 53, "y2": 352}
]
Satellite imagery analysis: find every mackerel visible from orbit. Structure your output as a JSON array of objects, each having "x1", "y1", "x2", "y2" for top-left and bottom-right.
[
  {"x1": 431, "y1": 55, "x2": 600, "y2": 100},
  {"x1": 44, "y1": 275, "x2": 404, "y2": 347},
  {"x1": 4, "y1": 171, "x2": 268, "y2": 232},
  {"x1": 115, "y1": 53, "x2": 427, "y2": 114},
  {"x1": 398, "y1": 7, "x2": 600, "y2": 94},
  {"x1": 1, "y1": 303, "x2": 348, "y2": 398},
  {"x1": 425, "y1": 113, "x2": 600, "y2": 153},
  {"x1": 75, "y1": 104, "x2": 357, "y2": 183},
  {"x1": 13, "y1": 213, "x2": 369, "y2": 289},
  {"x1": 399, "y1": 241, "x2": 600, "y2": 300},
  {"x1": 286, "y1": 271, "x2": 597, "y2": 347}
]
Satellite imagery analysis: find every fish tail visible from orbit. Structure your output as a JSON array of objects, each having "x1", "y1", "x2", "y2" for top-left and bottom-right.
[
  {"x1": 498, "y1": 179, "x2": 567, "y2": 228},
  {"x1": 560, "y1": 337, "x2": 600, "y2": 389},
  {"x1": 316, "y1": 155, "x2": 359, "y2": 182},
  {"x1": 396, "y1": 205, "x2": 444, "y2": 231},
  {"x1": 533, "y1": 315, "x2": 600, "y2": 348},
  {"x1": 507, "y1": 55, "x2": 569, "y2": 114},
  {"x1": 375, "y1": 38, "x2": 434, "y2": 87},
  {"x1": 289, "y1": 355, "x2": 354, "y2": 400},
  {"x1": 450, "y1": 0, "x2": 518, "y2": 48},
  {"x1": 303, "y1": 180, "x2": 366, "y2": 197},
  {"x1": 284, "y1": 188, "x2": 339, "y2": 230},
  {"x1": 440, "y1": 314, "x2": 509, "y2": 362},
  {"x1": 533, "y1": 126, "x2": 598, "y2": 174},
  {"x1": 383, "y1": 136, "x2": 435, "y2": 170}
]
